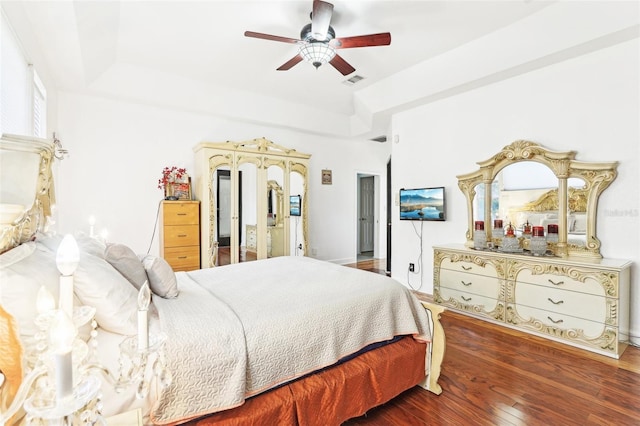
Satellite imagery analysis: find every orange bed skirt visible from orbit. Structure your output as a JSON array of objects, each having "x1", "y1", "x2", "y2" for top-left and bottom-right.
[{"x1": 184, "y1": 336, "x2": 427, "y2": 426}]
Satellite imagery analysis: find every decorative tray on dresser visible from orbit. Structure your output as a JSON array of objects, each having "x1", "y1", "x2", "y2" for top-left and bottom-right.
[
  {"x1": 444, "y1": 140, "x2": 633, "y2": 359},
  {"x1": 433, "y1": 244, "x2": 631, "y2": 358}
]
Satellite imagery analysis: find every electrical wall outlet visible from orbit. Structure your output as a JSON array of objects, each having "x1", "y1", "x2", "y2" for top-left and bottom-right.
[{"x1": 409, "y1": 263, "x2": 415, "y2": 272}]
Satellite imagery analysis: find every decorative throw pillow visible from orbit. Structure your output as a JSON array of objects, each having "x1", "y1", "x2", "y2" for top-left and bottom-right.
[
  {"x1": 139, "y1": 255, "x2": 179, "y2": 299},
  {"x1": 104, "y1": 243, "x2": 149, "y2": 290}
]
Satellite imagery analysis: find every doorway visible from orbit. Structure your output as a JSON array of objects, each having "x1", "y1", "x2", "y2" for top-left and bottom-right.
[{"x1": 357, "y1": 174, "x2": 377, "y2": 260}]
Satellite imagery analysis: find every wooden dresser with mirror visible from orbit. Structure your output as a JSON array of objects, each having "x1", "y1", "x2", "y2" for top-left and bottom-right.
[{"x1": 434, "y1": 141, "x2": 632, "y2": 358}]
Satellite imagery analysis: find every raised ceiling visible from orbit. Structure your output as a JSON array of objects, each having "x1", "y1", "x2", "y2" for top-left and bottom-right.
[{"x1": 4, "y1": 1, "x2": 636, "y2": 139}]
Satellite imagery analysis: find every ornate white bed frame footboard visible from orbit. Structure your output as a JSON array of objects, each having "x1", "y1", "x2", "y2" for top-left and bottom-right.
[{"x1": 419, "y1": 301, "x2": 446, "y2": 395}]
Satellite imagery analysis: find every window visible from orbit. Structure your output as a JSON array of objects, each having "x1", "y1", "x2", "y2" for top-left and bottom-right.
[{"x1": 0, "y1": 10, "x2": 47, "y2": 137}]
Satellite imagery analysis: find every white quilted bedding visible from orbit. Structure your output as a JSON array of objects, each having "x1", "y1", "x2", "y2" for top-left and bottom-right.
[{"x1": 150, "y1": 256, "x2": 432, "y2": 425}]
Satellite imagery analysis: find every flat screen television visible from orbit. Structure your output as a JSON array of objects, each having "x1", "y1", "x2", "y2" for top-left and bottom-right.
[
  {"x1": 399, "y1": 187, "x2": 445, "y2": 221},
  {"x1": 290, "y1": 195, "x2": 302, "y2": 217}
]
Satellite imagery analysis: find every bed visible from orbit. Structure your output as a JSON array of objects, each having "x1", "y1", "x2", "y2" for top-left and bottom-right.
[
  {"x1": 1, "y1": 236, "x2": 444, "y2": 425},
  {"x1": 0, "y1": 134, "x2": 445, "y2": 425}
]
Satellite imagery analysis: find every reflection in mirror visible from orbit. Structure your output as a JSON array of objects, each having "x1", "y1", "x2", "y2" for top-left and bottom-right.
[
  {"x1": 215, "y1": 167, "x2": 232, "y2": 266},
  {"x1": 239, "y1": 161, "x2": 257, "y2": 263},
  {"x1": 497, "y1": 162, "x2": 557, "y2": 233},
  {"x1": 267, "y1": 165, "x2": 284, "y2": 258},
  {"x1": 290, "y1": 171, "x2": 305, "y2": 255},
  {"x1": 567, "y1": 177, "x2": 587, "y2": 247}
]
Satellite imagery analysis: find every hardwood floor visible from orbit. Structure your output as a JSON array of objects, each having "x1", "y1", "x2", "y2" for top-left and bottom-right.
[{"x1": 345, "y1": 259, "x2": 640, "y2": 426}]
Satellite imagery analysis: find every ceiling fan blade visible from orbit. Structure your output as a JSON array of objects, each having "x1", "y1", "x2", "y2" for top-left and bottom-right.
[
  {"x1": 311, "y1": 0, "x2": 334, "y2": 40},
  {"x1": 329, "y1": 54, "x2": 356, "y2": 76},
  {"x1": 331, "y1": 32, "x2": 391, "y2": 49},
  {"x1": 244, "y1": 31, "x2": 300, "y2": 44},
  {"x1": 277, "y1": 55, "x2": 303, "y2": 71}
]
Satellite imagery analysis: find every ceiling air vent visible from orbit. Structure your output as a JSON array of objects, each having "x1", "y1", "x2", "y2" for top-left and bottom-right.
[
  {"x1": 343, "y1": 75, "x2": 365, "y2": 86},
  {"x1": 370, "y1": 135, "x2": 387, "y2": 143}
]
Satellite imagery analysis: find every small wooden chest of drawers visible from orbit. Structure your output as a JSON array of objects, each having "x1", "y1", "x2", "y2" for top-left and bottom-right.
[{"x1": 160, "y1": 201, "x2": 200, "y2": 271}]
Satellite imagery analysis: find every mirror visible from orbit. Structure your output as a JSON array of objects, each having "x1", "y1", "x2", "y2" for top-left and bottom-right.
[
  {"x1": 267, "y1": 164, "x2": 285, "y2": 258},
  {"x1": 458, "y1": 140, "x2": 618, "y2": 259}
]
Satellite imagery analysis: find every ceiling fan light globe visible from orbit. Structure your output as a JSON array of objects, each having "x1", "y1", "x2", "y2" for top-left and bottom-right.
[{"x1": 299, "y1": 41, "x2": 336, "y2": 69}]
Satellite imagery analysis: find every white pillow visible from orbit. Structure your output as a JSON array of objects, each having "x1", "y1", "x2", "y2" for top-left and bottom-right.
[
  {"x1": 73, "y1": 251, "x2": 138, "y2": 335},
  {"x1": 36, "y1": 233, "x2": 107, "y2": 259},
  {"x1": 104, "y1": 243, "x2": 148, "y2": 290},
  {"x1": 572, "y1": 213, "x2": 588, "y2": 234},
  {"x1": 0, "y1": 242, "x2": 60, "y2": 339},
  {"x1": 139, "y1": 255, "x2": 179, "y2": 299}
]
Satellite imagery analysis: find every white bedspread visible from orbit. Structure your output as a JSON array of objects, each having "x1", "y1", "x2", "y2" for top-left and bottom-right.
[{"x1": 151, "y1": 256, "x2": 431, "y2": 425}]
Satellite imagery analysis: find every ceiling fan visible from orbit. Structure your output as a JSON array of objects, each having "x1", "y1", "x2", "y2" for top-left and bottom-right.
[{"x1": 244, "y1": 0, "x2": 391, "y2": 76}]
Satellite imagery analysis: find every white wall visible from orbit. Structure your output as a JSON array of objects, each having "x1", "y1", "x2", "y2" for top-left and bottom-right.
[
  {"x1": 391, "y1": 39, "x2": 639, "y2": 341},
  {"x1": 54, "y1": 92, "x2": 390, "y2": 264}
]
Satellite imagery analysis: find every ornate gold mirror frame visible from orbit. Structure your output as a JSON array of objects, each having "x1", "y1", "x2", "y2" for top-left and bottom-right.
[{"x1": 457, "y1": 140, "x2": 617, "y2": 259}]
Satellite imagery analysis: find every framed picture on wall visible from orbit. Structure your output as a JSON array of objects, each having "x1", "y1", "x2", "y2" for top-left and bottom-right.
[{"x1": 322, "y1": 169, "x2": 332, "y2": 185}]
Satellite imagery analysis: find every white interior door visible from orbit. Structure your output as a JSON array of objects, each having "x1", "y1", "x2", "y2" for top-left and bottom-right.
[{"x1": 359, "y1": 175, "x2": 375, "y2": 253}]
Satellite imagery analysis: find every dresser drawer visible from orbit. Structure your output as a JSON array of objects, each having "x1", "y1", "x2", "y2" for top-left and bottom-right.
[
  {"x1": 163, "y1": 224, "x2": 199, "y2": 247},
  {"x1": 163, "y1": 202, "x2": 199, "y2": 225},
  {"x1": 163, "y1": 246, "x2": 200, "y2": 271},
  {"x1": 438, "y1": 256, "x2": 499, "y2": 279},
  {"x1": 437, "y1": 287, "x2": 501, "y2": 318},
  {"x1": 513, "y1": 304, "x2": 607, "y2": 339},
  {"x1": 439, "y1": 269, "x2": 502, "y2": 299},
  {"x1": 514, "y1": 282, "x2": 607, "y2": 323},
  {"x1": 514, "y1": 266, "x2": 607, "y2": 297}
]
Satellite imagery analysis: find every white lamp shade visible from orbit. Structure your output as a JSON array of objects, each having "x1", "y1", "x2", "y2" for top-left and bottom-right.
[{"x1": 56, "y1": 234, "x2": 80, "y2": 276}]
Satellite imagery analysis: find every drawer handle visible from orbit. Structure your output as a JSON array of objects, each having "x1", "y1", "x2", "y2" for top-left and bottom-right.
[
  {"x1": 461, "y1": 266, "x2": 472, "y2": 271},
  {"x1": 177, "y1": 234, "x2": 187, "y2": 237},
  {"x1": 176, "y1": 213, "x2": 187, "y2": 216},
  {"x1": 547, "y1": 298, "x2": 564, "y2": 305},
  {"x1": 547, "y1": 316, "x2": 564, "y2": 324},
  {"x1": 461, "y1": 296, "x2": 472, "y2": 302},
  {"x1": 461, "y1": 281, "x2": 472, "y2": 286},
  {"x1": 177, "y1": 256, "x2": 188, "y2": 259},
  {"x1": 548, "y1": 279, "x2": 564, "y2": 286}
]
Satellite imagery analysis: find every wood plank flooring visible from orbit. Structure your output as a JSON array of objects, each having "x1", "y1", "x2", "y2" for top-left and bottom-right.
[{"x1": 344, "y1": 258, "x2": 640, "y2": 426}]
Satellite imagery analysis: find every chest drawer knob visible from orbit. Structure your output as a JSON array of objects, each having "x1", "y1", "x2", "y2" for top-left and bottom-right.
[
  {"x1": 547, "y1": 316, "x2": 564, "y2": 324},
  {"x1": 548, "y1": 279, "x2": 565, "y2": 286},
  {"x1": 461, "y1": 265, "x2": 472, "y2": 271},
  {"x1": 461, "y1": 296, "x2": 472, "y2": 302},
  {"x1": 461, "y1": 281, "x2": 472, "y2": 286},
  {"x1": 547, "y1": 298, "x2": 564, "y2": 305}
]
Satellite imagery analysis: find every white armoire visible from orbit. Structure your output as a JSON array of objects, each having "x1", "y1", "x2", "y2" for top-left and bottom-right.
[{"x1": 193, "y1": 138, "x2": 310, "y2": 267}]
